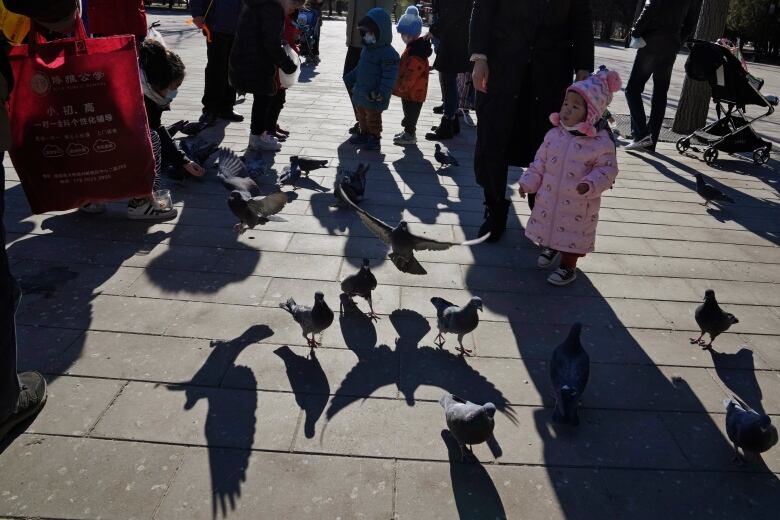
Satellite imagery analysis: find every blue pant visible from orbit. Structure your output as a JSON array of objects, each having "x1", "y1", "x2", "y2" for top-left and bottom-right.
[
  {"x1": 439, "y1": 71, "x2": 459, "y2": 119},
  {"x1": 0, "y1": 156, "x2": 21, "y2": 421},
  {"x1": 624, "y1": 45, "x2": 676, "y2": 143}
]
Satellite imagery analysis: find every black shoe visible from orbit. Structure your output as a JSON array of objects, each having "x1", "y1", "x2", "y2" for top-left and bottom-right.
[
  {"x1": 0, "y1": 372, "x2": 47, "y2": 442},
  {"x1": 433, "y1": 104, "x2": 444, "y2": 114},
  {"x1": 348, "y1": 122, "x2": 360, "y2": 135},
  {"x1": 425, "y1": 116, "x2": 455, "y2": 141},
  {"x1": 479, "y1": 199, "x2": 510, "y2": 243},
  {"x1": 218, "y1": 110, "x2": 245, "y2": 123}
]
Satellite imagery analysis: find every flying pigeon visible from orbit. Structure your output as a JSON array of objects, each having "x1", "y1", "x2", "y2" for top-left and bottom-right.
[
  {"x1": 434, "y1": 144, "x2": 459, "y2": 168},
  {"x1": 725, "y1": 397, "x2": 778, "y2": 462},
  {"x1": 292, "y1": 156, "x2": 328, "y2": 176},
  {"x1": 430, "y1": 296, "x2": 482, "y2": 356},
  {"x1": 336, "y1": 183, "x2": 489, "y2": 275},
  {"x1": 180, "y1": 136, "x2": 218, "y2": 165},
  {"x1": 340, "y1": 258, "x2": 379, "y2": 320},
  {"x1": 243, "y1": 154, "x2": 267, "y2": 177},
  {"x1": 690, "y1": 289, "x2": 739, "y2": 349},
  {"x1": 216, "y1": 148, "x2": 288, "y2": 234},
  {"x1": 549, "y1": 322, "x2": 590, "y2": 426},
  {"x1": 278, "y1": 159, "x2": 302, "y2": 188},
  {"x1": 439, "y1": 393, "x2": 496, "y2": 461},
  {"x1": 334, "y1": 163, "x2": 369, "y2": 205},
  {"x1": 695, "y1": 173, "x2": 735, "y2": 207},
  {"x1": 279, "y1": 291, "x2": 335, "y2": 350}
]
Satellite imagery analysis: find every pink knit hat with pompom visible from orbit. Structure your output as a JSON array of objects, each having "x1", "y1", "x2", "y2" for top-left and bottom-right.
[{"x1": 550, "y1": 67, "x2": 622, "y2": 137}]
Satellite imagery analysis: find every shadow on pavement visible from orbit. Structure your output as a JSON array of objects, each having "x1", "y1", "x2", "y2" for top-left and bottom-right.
[{"x1": 273, "y1": 346, "x2": 329, "y2": 438}]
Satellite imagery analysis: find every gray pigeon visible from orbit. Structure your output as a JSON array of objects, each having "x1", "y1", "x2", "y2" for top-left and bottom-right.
[
  {"x1": 695, "y1": 173, "x2": 734, "y2": 207},
  {"x1": 340, "y1": 258, "x2": 379, "y2": 321},
  {"x1": 180, "y1": 136, "x2": 218, "y2": 165},
  {"x1": 336, "y1": 183, "x2": 488, "y2": 275},
  {"x1": 434, "y1": 144, "x2": 459, "y2": 168},
  {"x1": 280, "y1": 291, "x2": 335, "y2": 350},
  {"x1": 278, "y1": 158, "x2": 302, "y2": 188},
  {"x1": 439, "y1": 393, "x2": 496, "y2": 461},
  {"x1": 217, "y1": 148, "x2": 288, "y2": 234},
  {"x1": 725, "y1": 397, "x2": 778, "y2": 462},
  {"x1": 334, "y1": 163, "x2": 369, "y2": 205},
  {"x1": 293, "y1": 156, "x2": 328, "y2": 175},
  {"x1": 430, "y1": 296, "x2": 482, "y2": 356},
  {"x1": 549, "y1": 323, "x2": 590, "y2": 426},
  {"x1": 690, "y1": 289, "x2": 739, "y2": 349}
]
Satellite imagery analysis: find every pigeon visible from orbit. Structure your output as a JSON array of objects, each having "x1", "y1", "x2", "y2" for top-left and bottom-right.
[
  {"x1": 439, "y1": 393, "x2": 496, "y2": 461},
  {"x1": 181, "y1": 120, "x2": 210, "y2": 136},
  {"x1": 334, "y1": 163, "x2": 369, "y2": 205},
  {"x1": 690, "y1": 289, "x2": 739, "y2": 349},
  {"x1": 216, "y1": 148, "x2": 288, "y2": 234},
  {"x1": 166, "y1": 120, "x2": 186, "y2": 138},
  {"x1": 549, "y1": 322, "x2": 590, "y2": 426},
  {"x1": 180, "y1": 136, "x2": 218, "y2": 165},
  {"x1": 292, "y1": 156, "x2": 328, "y2": 176},
  {"x1": 243, "y1": 154, "x2": 267, "y2": 178},
  {"x1": 336, "y1": 183, "x2": 488, "y2": 275},
  {"x1": 434, "y1": 144, "x2": 459, "y2": 168},
  {"x1": 430, "y1": 296, "x2": 482, "y2": 356},
  {"x1": 278, "y1": 159, "x2": 302, "y2": 188},
  {"x1": 280, "y1": 292, "x2": 335, "y2": 350},
  {"x1": 695, "y1": 173, "x2": 735, "y2": 207},
  {"x1": 340, "y1": 258, "x2": 379, "y2": 321},
  {"x1": 725, "y1": 397, "x2": 778, "y2": 462}
]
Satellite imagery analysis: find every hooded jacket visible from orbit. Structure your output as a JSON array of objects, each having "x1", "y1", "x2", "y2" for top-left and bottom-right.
[
  {"x1": 229, "y1": 0, "x2": 297, "y2": 96},
  {"x1": 343, "y1": 8, "x2": 400, "y2": 111},
  {"x1": 346, "y1": 0, "x2": 396, "y2": 48},
  {"x1": 393, "y1": 37, "x2": 432, "y2": 103}
]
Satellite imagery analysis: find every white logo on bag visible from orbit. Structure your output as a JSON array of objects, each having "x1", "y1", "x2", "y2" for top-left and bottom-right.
[
  {"x1": 42, "y1": 144, "x2": 64, "y2": 158},
  {"x1": 93, "y1": 139, "x2": 116, "y2": 153},
  {"x1": 66, "y1": 143, "x2": 89, "y2": 157},
  {"x1": 30, "y1": 72, "x2": 51, "y2": 96}
]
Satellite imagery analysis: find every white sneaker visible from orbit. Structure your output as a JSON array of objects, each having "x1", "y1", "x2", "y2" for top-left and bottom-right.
[
  {"x1": 547, "y1": 267, "x2": 577, "y2": 286},
  {"x1": 393, "y1": 131, "x2": 417, "y2": 146},
  {"x1": 625, "y1": 135, "x2": 654, "y2": 151},
  {"x1": 79, "y1": 203, "x2": 106, "y2": 214},
  {"x1": 537, "y1": 248, "x2": 561, "y2": 268},
  {"x1": 249, "y1": 133, "x2": 282, "y2": 152},
  {"x1": 127, "y1": 199, "x2": 177, "y2": 220},
  {"x1": 393, "y1": 131, "x2": 406, "y2": 139}
]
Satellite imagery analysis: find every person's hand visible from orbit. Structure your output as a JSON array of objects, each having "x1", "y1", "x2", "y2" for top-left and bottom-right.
[
  {"x1": 369, "y1": 91, "x2": 384, "y2": 102},
  {"x1": 575, "y1": 69, "x2": 590, "y2": 81},
  {"x1": 192, "y1": 16, "x2": 205, "y2": 29},
  {"x1": 576, "y1": 182, "x2": 590, "y2": 195},
  {"x1": 473, "y1": 59, "x2": 489, "y2": 93},
  {"x1": 518, "y1": 186, "x2": 526, "y2": 199},
  {"x1": 184, "y1": 161, "x2": 205, "y2": 178}
]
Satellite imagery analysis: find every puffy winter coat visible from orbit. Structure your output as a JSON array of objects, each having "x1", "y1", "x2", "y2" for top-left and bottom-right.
[
  {"x1": 346, "y1": 0, "x2": 395, "y2": 48},
  {"x1": 343, "y1": 8, "x2": 400, "y2": 111},
  {"x1": 87, "y1": 0, "x2": 147, "y2": 41},
  {"x1": 632, "y1": 0, "x2": 702, "y2": 51},
  {"x1": 519, "y1": 125, "x2": 618, "y2": 255},
  {"x1": 190, "y1": 0, "x2": 242, "y2": 35},
  {"x1": 229, "y1": 0, "x2": 297, "y2": 96},
  {"x1": 393, "y1": 37, "x2": 432, "y2": 103},
  {"x1": 430, "y1": 0, "x2": 473, "y2": 73}
]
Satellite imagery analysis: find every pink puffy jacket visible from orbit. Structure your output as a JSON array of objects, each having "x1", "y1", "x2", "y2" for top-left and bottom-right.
[{"x1": 519, "y1": 126, "x2": 618, "y2": 255}]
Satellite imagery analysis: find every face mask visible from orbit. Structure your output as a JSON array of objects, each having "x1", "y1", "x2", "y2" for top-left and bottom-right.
[
  {"x1": 362, "y1": 32, "x2": 376, "y2": 45},
  {"x1": 164, "y1": 89, "x2": 178, "y2": 103},
  {"x1": 402, "y1": 34, "x2": 415, "y2": 45}
]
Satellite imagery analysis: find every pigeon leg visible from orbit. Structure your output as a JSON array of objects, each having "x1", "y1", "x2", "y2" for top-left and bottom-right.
[
  {"x1": 310, "y1": 333, "x2": 322, "y2": 348},
  {"x1": 456, "y1": 334, "x2": 473, "y2": 356},
  {"x1": 434, "y1": 333, "x2": 445, "y2": 348},
  {"x1": 689, "y1": 332, "x2": 705, "y2": 345},
  {"x1": 365, "y1": 295, "x2": 380, "y2": 322},
  {"x1": 703, "y1": 333, "x2": 718, "y2": 350},
  {"x1": 233, "y1": 222, "x2": 247, "y2": 235}
]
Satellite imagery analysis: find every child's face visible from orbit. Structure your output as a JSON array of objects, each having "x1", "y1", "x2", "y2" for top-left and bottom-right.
[
  {"x1": 158, "y1": 78, "x2": 183, "y2": 101},
  {"x1": 560, "y1": 91, "x2": 587, "y2": 128},
  {"x1": 402, "y1": 34, "x2": 416, "y2": 45}
]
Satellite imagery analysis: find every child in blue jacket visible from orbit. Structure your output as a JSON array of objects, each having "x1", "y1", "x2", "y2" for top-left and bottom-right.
[{"x1": 343, "y1": 7, "x2": 400, "y2": 150}]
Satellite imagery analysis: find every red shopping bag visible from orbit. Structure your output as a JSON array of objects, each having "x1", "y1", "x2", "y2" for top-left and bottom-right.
[{"x1": 7, "y1": 18, "x2": 155, "y2": 214}]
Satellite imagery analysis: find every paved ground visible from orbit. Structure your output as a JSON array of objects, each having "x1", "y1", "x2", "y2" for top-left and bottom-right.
[{"x1": 2, "y1": 11, "x2": 780, "y2": 519}]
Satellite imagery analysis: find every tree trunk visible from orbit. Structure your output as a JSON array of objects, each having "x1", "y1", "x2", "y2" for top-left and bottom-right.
[{"x1": 672, "y1": 0, "x2": 729, "y2": 134}]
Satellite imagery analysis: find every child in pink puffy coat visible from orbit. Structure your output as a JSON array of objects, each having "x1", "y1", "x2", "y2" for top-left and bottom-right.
[{"x1": 519, "y1": 68, "x2": 621, "y2": 286}]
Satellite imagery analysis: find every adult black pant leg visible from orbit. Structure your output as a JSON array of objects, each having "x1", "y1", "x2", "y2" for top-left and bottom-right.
[
  {"x1": 343, "y1": 45, "x2": 362, "y2": 121},
  {"x1": 648, "y1": 51, "x2": 676, "y2": 145},
  {"x1": 203, "y1": 32, "x2": 237, "y2": 114},
  {"x1": 624, "y1": 47, "x2": 656, "y2": 140},
  {"x1": 0, "y1": 158, "x2": 21, "y2": 421}
]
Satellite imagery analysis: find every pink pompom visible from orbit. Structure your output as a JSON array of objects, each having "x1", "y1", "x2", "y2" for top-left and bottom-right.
[
  {"x1": 605, "y1": 70, "x2": 622, "y2": 93},
  {"x1": 549, "y1": 112, "x2": 561, "y2": 126}
]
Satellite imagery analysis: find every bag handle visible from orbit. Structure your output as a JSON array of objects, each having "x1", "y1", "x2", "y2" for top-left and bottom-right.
[{"x1": 28, "y1": 16, "x2": 89, "y2": 54}]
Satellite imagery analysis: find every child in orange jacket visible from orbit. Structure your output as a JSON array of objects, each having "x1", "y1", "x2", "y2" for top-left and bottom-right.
[{"x1": 392, "y1": 6, "x2": 431, "y2": 146}]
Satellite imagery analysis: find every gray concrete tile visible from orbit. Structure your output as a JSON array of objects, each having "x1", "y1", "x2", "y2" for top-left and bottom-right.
[
  {"x1": 0, "y1": 435, "x2": 183, "y2": 520},
  {"x1": 16, "y1": 325, "x2": 83, "y2": 373},
  {"x1": 654, "y1": 300, "x2": 780, "y2": 336},
  {"x1": 92, "y1": 382, "x2": 299, "y2": 451},
  {"x1": 126, "y1": 269, "x2": 272, "y2": 306}
]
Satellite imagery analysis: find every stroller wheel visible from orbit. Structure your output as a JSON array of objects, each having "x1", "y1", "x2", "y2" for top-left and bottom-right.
[
  {"x1": 676, "y1": 138, "x2": 691, "y2": 154},
  {"x1": 753, "y1": 147, "x2": 770, "y2": 165},
  {"x1": 704, "y1": 147, "x2": 719, "y2": 166}
]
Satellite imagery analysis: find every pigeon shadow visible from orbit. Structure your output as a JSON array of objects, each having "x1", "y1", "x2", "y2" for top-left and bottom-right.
[
  {"x1": 338, "y1": 294, "x2": 378, "y2": 351},
  {"x1": 440, "y1": 430, "x2": 507, "y2": 519},
  {"x1": 273, "y1": 346, "x2": 329, "y2": 439},
  {"x1": 708, "y1": 347, "x2": 766, "y2": 415}
]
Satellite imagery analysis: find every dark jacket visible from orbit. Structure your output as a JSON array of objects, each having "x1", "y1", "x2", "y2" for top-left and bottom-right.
[
  {"x1": 144, "y1": 97, "x2": 188, "y2": 169},
  {"x1": 229, "y1": 0, "x2": 297, "y2": 96},
  {"x1": 430, "y1": 0, "x2": 473, "y2": 73},
  {"x1": 632, "y1": 0, "x2": 702, "y2": 50},
  {"x1": 190, "y1": 0, "x2": 243, "y2": 35},
  {"x1": 343, "y1": 8, "x2": 400, "y2": 111},
  {"x1": 470, "y1": 0, "x2": 594, "y2": 166}
]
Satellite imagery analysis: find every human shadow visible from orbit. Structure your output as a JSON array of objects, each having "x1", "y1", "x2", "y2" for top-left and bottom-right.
[
  {"x1": 391, "y1": 146, "x2": 446, "y2": 224},
  {"x1": 708, "y1": 347, "x2": 766, "y2": 415},
  {"x1": 440, "y1": 430, "x2": 507, "y2": 519},
  {"x1": 273, "y1": 346, "x2": 329, "y2": 438},
  {"x1": 167, "y1": 324, "x2": 272, "y2": 519}
]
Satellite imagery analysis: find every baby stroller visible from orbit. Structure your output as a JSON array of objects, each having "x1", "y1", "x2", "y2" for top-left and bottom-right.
[
  {"x1": 295, "y1": 8, "x2": 321, "y2": 65},
  {"x1": 676, "y1": 39, "x2": 777, "y2": 166}
]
